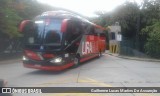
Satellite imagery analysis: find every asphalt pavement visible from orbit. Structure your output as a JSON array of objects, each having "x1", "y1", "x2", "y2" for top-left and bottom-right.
[{"x1": 0, "y1": 53, "x2": 160, "y2": 96}]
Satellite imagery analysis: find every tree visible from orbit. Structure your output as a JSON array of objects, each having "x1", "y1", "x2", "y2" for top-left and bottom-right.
[
  {"x1": 0, "y1": 0, "x2": 56, "y2": 38},
  {"x1": 112, "y1": 1, "x2": 140, "y2": 38},
  {"x1": 0, "y1": 0, "x2": 22, "y2": 38},
  {"x1": 141, "y1": 0, "x2": 160, "y2": 27},
  {"x1": 91, "y1": 1, "x2": 140, "y2": 38},
  {"x1": 91, "y1": 1, "x2": 140, "y2": 50},
  {"x1": 142, "y1": 21, "x2": 160, "y2": 58},
  {"x1": 15, "y1": 0, "x2": 55, "y2": 19},
  {"x1": 90, "y1": 0, "x2": 160, "y2": 57},
  {"x1": 140, "y1": 0, "x2": 160, "y2": 58},
  {"x1": 0, "y1": 0, "x2": 56, "y2": 52}
]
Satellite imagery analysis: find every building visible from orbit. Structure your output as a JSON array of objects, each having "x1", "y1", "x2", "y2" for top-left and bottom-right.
[{"x1": 108, "y1": 22, "x2": 121, "y2": 54}]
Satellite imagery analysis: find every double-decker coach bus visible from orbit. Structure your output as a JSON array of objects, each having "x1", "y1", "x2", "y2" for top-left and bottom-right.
[{"x1": 19, "y1": 11, "x2": 106, "y2": 71}]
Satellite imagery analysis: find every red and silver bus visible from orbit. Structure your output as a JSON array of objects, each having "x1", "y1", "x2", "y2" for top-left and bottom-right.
[{"x1": 19, "y1": 11, "x2": 106, "y2": 71}]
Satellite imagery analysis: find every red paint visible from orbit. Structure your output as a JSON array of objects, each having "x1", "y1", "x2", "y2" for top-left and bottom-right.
[
  {"x1": 82, "y1": 35, "x2": 99, "y2": 55},
  {"x1": 85, "y1": 35, "x2": 106, "y2": 53},
  {"x1": 23, "y1": 62, "x2": 74, "y2": 71},
  {"x1": 24, "y1": 50, "x2": 41, "y2": 61},
  {"x1": 19, "y1": 20, "x2": 31, "y2": 32},
  {"x1": 61, "y1": 19, "x2": 68, "y2": 32},
  {"x1": 98, "y1": 36, "x2": 106, "y2": 52},
  {"x1": 43, "y1": 54, "x2": 55, "y2": 59},
  {"x1": 20, "y1": 11, "x2": 107, "y2": 71},
  {"x1": 80, "y1": 54, "x2": 98, "y2": 63}
]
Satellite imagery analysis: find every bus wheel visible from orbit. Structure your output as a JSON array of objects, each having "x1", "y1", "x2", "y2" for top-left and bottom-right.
[{"x1": 73, "y1": 56, "x2": 80, "y2": 68}]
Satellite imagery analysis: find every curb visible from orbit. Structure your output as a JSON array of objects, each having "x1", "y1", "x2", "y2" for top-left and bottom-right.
[
  {"x1": 0, "y1": 58, "x2": 21, "y2": 64},
  {"x1": 106, "y1": 53, "x2": 160, "y2": 62},
  {"x1": 118, "y1": 55, "x2": 160, "y2": 62},
  {"x1": 0, "y1": 53, "x2": 22, "y2": 64}
]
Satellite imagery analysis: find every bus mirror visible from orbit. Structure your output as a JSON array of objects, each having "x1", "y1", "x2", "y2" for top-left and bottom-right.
[
  {"x1": 61, "y1": 19, "x2": 68, "y2": 32},
  {"x1": 19, "y1": 20, "x2": 32, "y2": 32}
]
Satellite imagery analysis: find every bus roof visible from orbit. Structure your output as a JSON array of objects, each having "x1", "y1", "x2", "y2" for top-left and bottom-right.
[
  {"x1": 37, "y1": 10, "x2": 106, "y2": 31},
  {"x1": 40, "y1": 10, "x2": 89, "y2": 21}
]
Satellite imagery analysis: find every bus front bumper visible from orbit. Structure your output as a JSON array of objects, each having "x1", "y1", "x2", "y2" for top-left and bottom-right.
[{"x1": 23, "y1": 62, "x2": 74, "y2": 71}]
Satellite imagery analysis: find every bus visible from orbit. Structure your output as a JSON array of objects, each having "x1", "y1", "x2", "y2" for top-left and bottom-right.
[{"x1": 19, "y1": 11, "x2": 106, "y2": 71}]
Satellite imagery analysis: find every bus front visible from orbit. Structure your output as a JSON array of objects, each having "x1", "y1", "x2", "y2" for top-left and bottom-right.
[{"x1": 20, "y1": 16, "x2": 74, "y2": 71}]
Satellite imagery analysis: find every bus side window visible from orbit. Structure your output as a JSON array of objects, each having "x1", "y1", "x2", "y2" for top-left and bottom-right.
[
  {"x1": 65, "y1": 20, "x2": 82, "y2": 52},
  {"x1": 66, "y1": 20, "x2": 82, "y2": 43},
  {"x1": 94, "y1": 27, "x2": 103, "y2": 34},
  {"x1": 83, "y1": 24, "x2": 95, "y2": 35}
]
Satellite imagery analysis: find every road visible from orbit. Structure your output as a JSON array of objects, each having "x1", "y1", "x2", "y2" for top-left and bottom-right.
[{"x1": 0, "y1": 54, "x2": 160, "y2": 96}]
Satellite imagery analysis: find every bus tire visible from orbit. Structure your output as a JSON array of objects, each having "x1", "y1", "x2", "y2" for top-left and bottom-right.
[{"x1": 73, "y1": 56, "x2": 80, "y2": 68}]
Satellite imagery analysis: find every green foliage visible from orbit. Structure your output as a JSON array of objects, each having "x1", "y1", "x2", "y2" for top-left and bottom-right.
[
  {"x1": 112, "y1": 1, "x2": 139, "y2": 38},
  {"x1": 91, "y1": 0, "x2": 160, "y2": 58},
  {"x1": 0, "y1": 0, "x2": 55, "y2": 38},
  {"x1": 0, "y1": 0, "x2": 22, "y2": 38},
  {"x1": 16, "y1": 0, "x2": 55, "y2": 19},
  {"x1": 142, "y1": 21, "x2": 160, "y2": 58},
  {"x1": 92, "y1": 1, "x2": 140, "y2": 38},
  {"x1": 140, "y1": 0, "x2": 160, "y2": 29},
  {"x1": 140, "y1": 0, "x2": 160, "y2": 58}
]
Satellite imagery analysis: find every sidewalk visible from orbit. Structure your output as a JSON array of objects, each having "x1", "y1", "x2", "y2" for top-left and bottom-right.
[
  {"x1": 0, "y1": 53, "x2": 22, "y2": 64},
  {"x1": 105, "y1": 50, "x2": 160, "y2": 62}
]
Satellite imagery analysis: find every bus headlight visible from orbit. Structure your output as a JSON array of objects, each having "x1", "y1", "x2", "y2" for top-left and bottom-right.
[
  {"x1": 50, "y1": 57, "x2": 62, "y2": 63},
  {"x1": 23, "y1": 56, "x2": 29, "y2": 61}
]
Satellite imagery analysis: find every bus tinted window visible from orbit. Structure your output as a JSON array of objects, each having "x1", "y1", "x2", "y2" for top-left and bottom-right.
[
  {"x1": 66, "y1": 20, "x2": 82, "y2": 43},
  {"x1": 65, "y1": 20, "x2": 82, "y2": 52},
  {"x1": 83, "y1": 23, "x2": 95, "y2": 34},
  {"x1": 24, "y1": 21, "x2": 43, "y2": 44},
  {"x1": 95, "y1": 28, "x2": 103, "y2": 33},
  {"x1": 44, "y1": 19, "x2": 62, "y2": 45},
  {"x1": 24, "y1": 18, "x2": 62, "y2": 45}
]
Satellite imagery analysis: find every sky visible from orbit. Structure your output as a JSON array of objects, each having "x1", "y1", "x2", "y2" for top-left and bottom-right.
[{"x1": 37, "y1": 0, "x2": 142, "y2": 17}]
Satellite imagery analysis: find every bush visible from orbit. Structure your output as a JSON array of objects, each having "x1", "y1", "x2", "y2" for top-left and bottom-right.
[{"x1": 142, "y1": 21, "x2": 160, "y2": 58}]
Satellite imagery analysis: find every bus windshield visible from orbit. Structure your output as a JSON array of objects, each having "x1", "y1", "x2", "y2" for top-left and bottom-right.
[{"x1": 24, "y1": 18, "x2": 62, "y2": 46}]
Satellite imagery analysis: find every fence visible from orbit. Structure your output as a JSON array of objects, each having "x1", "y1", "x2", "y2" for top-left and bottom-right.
[
  {"x1": 0, "y1": 37, "x2": 23, "y2": 60},
  {"x1": 120, "y1": 46, "x2": 150, "y2": 58},
  {"x1": 119, "y1": 37, "x2": 149, "y2": 58}
]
